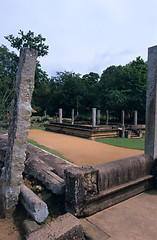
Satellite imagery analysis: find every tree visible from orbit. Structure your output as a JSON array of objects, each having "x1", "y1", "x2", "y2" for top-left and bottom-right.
[
  {"x1": 81, "y1": 72, "x2": 100, "y2": 112},
  {"x1": 99, "y1": 57, "x2": 147, "y2": 122},
  {"x1": 32, "y1": 61, "x2": 51, "y2": 114},
  {"x1": 3, "y1": 30, "x2": 49, "y2": 116},
  {"x1": 0, "y1": 45, "x2": 18, "y2": 119},
  {"x1": 5, "y1": 30, "x2": 49, "y2": 57},
  {"x1": 99, "y1": 65, "x2": 127, "y2": 113}
]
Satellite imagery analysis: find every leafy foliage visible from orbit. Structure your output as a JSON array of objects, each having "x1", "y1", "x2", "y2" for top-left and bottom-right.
[
  {"x1": 99, "y1": 57, "x2": 147, "y2": 120},
  {"x1": 5, "y1": 30, "x2": 49, "y2": 57},
  {"x1": 0, "y1": 45, "x2": 18, "y2": 119}
]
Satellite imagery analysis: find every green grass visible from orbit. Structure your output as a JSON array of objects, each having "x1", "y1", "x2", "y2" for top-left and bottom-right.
[
  {"x1": 27, "y1": 139, "x2": 72, "y2": 163},
  {"x1": 30, "y1": 126, "x2": 45, "y2": 130},
  {"x1": 96, "y1": 137, "x2": 145, "y2": 151}
]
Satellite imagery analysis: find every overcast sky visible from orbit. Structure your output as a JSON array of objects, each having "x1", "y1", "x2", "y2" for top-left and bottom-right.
[{"x1": 1, "y1": 0, "x2": 157, "y2": 77}]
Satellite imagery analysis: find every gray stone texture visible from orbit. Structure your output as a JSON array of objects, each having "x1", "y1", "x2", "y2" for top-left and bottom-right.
[
  {"x1": 20, "y1": 183, "x2": 49, "y2": 223},
  {"x1": 23, "y1": 219, "x2": 41, "y2": 235},
  {"x1": 92, "y1": 108, "x2": 96, "y2": 127},
  {"x1": 24, "y1": 154, "x2": 65, "y2": 195},
  {"x1": 134, "y1": 110, "x2": 138, "y2": 125},
  {"x1": 145, "y1": 45, "x2": 157, "y2": 160},
  {"x1": 59, "y1": 108, "x2": 62, "y2": 123},
  {"x1": 25, "y1": 213, "x2": 84, "y2": 240},
  {"x1": 65, "y1": 165, "x2": 99, "y2": 216},
  {"x1": 97, "y1": 109, "x2": 100, "y2": 125},
  {"x1": 121, "y1": 110, "x2": 125, "y2": 126},
  {"x1": 121, "y1": 125, "x2": 125, "y2": 138},
  {"x1": 96, "y1": 154, "x2": 153, "y2": 192},
  {"x1": 72, "y1": 109, "x2": 75, "y2": 125},
  {"x1": 0, "y1": 48, "x2": 37, "y2": 216}
]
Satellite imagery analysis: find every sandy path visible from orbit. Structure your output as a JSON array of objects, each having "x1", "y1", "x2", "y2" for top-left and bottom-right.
[{"x1": 28, "y1": 129, "x2": 144, "y2": 166}]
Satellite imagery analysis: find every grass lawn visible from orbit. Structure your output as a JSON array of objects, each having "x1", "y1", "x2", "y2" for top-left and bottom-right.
[{"x1": 96, "y1": 137, "x2": 145, "y2": 151}]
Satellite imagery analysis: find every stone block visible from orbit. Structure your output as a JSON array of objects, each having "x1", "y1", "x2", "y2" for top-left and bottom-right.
[
  {"x1": 23, "y1": 219, "x2": 41, "y2": 235},
  {"x1": 25, "y1": 213, "x2": 84, "y2": 240},
  {"x1": 65, "y1": 165, "x2": 99, "y2": 216}
]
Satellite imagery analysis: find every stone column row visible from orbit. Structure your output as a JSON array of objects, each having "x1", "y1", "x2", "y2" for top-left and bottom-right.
[
  {"x1": 58, "y1": 108, "x2": 75, "y2": 124},
  {"x1": 121, "y1": 110, "x2": 138, "y2": 126}
]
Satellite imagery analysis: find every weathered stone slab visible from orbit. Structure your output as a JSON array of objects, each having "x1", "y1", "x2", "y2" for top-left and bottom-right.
[
  {"x1": 0, "y1": 48, "x2": 38, "y2": 216},
  {"x1": 20, "y1": 183, "x2": 49, "y2": 223},
  {"x1": 24, "y1": 155, "x2": 65, "y2": 195},
  {"x1": 145, "y1": 45, "x2": 157, "y2": 160},
  {"x1": 25, "y1": 213, "x2": 84, "y2": 240}
]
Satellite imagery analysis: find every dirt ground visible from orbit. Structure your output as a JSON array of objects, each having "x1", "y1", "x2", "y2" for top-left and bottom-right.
[
  {"x1": 0, "y1": 218, "x2": 20, "y2": 240},
  {"x1": 28, "y1": 129, "x2": 144, "y2": 166}
]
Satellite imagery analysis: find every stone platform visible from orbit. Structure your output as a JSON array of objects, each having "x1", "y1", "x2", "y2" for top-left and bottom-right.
[
  {"x1": 45, "y1": 123, "x2": 145, "y2": 140},
  {"x1": 45, "y1": 123, "x2": 120, "y2": 139}
]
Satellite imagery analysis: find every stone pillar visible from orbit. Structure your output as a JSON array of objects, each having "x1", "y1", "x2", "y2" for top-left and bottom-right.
[
  {"x1": 65, "y1": 165, "x2": 99, "y2": 216},
  {"x1": 71, "y1": 109, "x2": 74, "y2": 125},
  {"x1": 0, "y1": 48, "x2": 38, "y2": 217},
  {"x1": 59, "y1": 108, "x2": 62, "y2": 123},
  {"x1": 134, "y1": 110, "x2": 138, "y2": 125},
  {"x1": 106, "y1": 110, "x2": 109, "y2": 125},
  {"x1": 145, "y1": 45, "x2": 157, "y2": 160},
  {"x1": 97, "y1": 110, "x2": 100, "y2": 125},
  {"x1": 122, "y1": 126, "x2": 125, "y2": 138},
  {"x1": 92, "y1": 108, "x2": 96, "y2": 127},
  {"x1": 121, "y1": 110, "x2": 125, "y2": 126}
]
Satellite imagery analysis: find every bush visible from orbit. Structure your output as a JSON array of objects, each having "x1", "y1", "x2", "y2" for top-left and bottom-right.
[
  {"x1": 74, "y1": 114, "x2": 90, "y2": 121},
  {"x1": 31, "y1": 116, "x2": 42, "y2": 124}
]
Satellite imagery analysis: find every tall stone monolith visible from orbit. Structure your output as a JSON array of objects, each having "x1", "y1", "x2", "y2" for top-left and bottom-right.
[
  {"x1": 0, "y1": 48, "x2": 38, "y2": 217},
  {"x1": 145, "y1": 45, "x2": 157, "y2": 160}
]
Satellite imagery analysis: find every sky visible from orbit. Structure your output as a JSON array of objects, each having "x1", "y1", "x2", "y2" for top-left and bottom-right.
[{"x1": 1, "y1": 0, "x2": 157, "y2": 77}]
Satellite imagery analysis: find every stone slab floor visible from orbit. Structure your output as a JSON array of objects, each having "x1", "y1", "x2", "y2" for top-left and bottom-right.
[{"x1": 81, "y1": 189, "x2": 157, "y2": 240}]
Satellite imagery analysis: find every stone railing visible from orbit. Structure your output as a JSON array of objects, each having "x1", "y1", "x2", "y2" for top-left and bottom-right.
[{"x1": 65, "y1": 154, "x2": 154, "y2": 216}]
